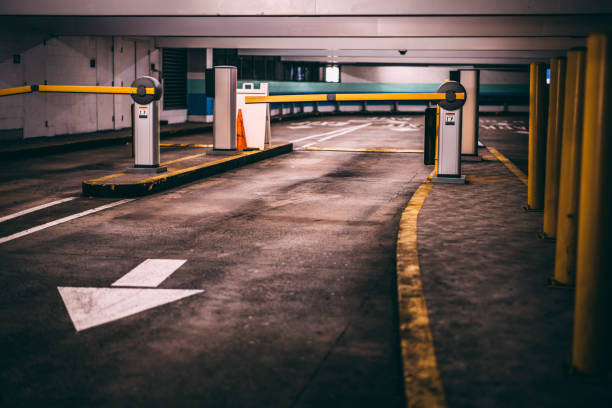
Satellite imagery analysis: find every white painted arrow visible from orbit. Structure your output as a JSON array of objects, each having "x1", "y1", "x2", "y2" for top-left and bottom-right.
[
  {"x1": 111, "y1": 259, "x2": 187, "y2": 287},
  {"x1": 58, "y1": 287, "x2": 202, "y2": 332},
  {"x1": 58, "y1": 259, "x2": 202, "y2": 332}
]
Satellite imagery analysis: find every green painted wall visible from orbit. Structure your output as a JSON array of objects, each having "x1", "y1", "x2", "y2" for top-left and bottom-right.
[{"x1": 237, "y1": 80, "x2": 528, "y2": 96}]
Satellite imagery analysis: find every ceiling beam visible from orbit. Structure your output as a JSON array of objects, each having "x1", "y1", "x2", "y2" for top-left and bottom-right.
[
  {"x1": 1, "y1": 15, "x2": 611, "y2": 37},
  {"x1": 281, "y1": 56, "x2": 542, "y2": 65},
  {"x1": 240, "y1": 49, "x2": 566, "y2": 59},
  {"x1": 155, "y1": 36, "x2": 585, "y2": 51},
  {"x1": 1, "y1": 0, "x2": 611, "y2": 16}
]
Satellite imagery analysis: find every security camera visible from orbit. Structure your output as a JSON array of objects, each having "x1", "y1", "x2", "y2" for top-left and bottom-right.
[{"x1": 398, "y1": 50, "x2": 407, "y2": 55}]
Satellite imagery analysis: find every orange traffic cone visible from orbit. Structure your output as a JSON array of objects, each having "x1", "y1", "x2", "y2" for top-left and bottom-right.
[{"x1": 236, "y1": 109, "x2": 247, "y2": 150}]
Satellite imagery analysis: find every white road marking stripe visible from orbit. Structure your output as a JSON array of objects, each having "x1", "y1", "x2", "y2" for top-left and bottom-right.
[
  {"x1": 112, "y1": 259, "x2": 187, "y2": 288},
  {"x1": 289, "y1": 124, "x2": 368, "y2": 143},
  {"x1": 0, "y1": 199, "x2": 134, "y2": 245},
  {"x1": 297, "y1": 123, "x2": 371, "y2": 150},
  {"x1": 0, "y1": 197, "x2": 78, "y2": 223}
]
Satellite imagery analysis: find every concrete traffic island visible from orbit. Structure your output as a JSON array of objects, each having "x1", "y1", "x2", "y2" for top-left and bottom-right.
[{"x1": 82, "y1": 143, "x2": 293, "y2": 197}]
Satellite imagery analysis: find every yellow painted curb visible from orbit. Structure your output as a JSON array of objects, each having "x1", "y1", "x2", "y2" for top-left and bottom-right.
[
  {"x1": 160, "y1": 143, "x2": 212, "y2": 148},
  {"x1": 486, "y1": 147, "x2": 528, "y2": 186},
  {"x1": 396, "y1": 182, "x2": 446, "y2": 408}
]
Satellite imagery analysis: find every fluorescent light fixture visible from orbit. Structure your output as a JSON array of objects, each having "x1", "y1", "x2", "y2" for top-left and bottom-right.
[{"x1": 325, "y1": 66, "x2": 340, "y2": 83}]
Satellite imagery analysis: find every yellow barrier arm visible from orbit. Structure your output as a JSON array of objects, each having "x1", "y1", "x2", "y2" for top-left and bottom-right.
[
  {"x1": 0, "y1": 84, "x2": 156, "y2": 98},
  {"x1": 245, "y1": 92, "x2": 465, "y2": 104},
  {"x1": 0, "y1": 86, "x2": 33, "y2": 97},
  {"x1": 37, "y1": 85, "x2": 155, "y2": 95}
]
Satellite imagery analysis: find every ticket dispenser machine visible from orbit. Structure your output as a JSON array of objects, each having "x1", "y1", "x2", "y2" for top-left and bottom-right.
[
  {"x1": 432, "y1": 81, "x2": 467, "y2": 184},
  {"x1": 126, "y1": 76, "x2": 164, "y2": 173}
]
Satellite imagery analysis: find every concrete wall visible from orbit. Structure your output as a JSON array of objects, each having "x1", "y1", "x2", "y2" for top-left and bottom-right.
[
  {"x1": 341, "y1": 65, "x2": 529, "y2": 88},
  {"x1": 340, "y1": 65, "x2": 529, "y2": 112},
  {"x1": 0, "y1": 36, "x2": 162, "y2": 139},
  {"x1": 341, "y1": 66, "x2": 450, "y2": 84}
]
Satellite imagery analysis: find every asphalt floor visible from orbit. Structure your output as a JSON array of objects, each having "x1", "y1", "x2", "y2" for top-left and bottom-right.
[{"x1": 0, "y1": 114, "x2": 610, "y2": 407}]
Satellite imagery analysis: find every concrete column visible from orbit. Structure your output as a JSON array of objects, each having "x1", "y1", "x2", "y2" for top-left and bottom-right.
[
  {"x1": 552, "y1": 49, "x2": 586, "y2": 286},
  {"x1": 572, "y1": 33, "x2": 612, "y2": 376},
  {"x1": 205, "y1": 49, "x2": 214, "y2": 122},
  {"x1": 541, "y1": 57, "x2": 566, "y2": 238},
  {"x1": 213, "y1": 66, "x2": 237, "y2": 150},
  {"x1": 206, "y1": 48, "x2": 213, "y2": 69},
  {"x1": 526, "y1": 62, "x2": 548, "y2": 210},
  {"x1": 187, "y1": 49, "x2": 207, "y2": 122},
  {"x1": 459, "y1": 69, "x2": 479, "y2": 156}
]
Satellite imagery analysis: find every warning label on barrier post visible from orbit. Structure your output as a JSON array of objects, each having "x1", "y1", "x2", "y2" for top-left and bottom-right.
[{"x1": 445, "y1": 113, "x2": 456, "y2": 126}]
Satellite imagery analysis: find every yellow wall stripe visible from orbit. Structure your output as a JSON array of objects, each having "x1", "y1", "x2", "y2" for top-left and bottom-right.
[
  {"x1": 396, "y1": 182, "x2": 447, "y2": 408},
  {"x1": 486, "y1": 147, "x2": 528, "y2": 186}
]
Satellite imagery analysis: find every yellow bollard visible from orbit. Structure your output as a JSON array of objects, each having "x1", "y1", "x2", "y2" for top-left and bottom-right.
[
  {"x1": 526, "y1": 62, "x2": 548, "y2": 210},
  {"x1": 571, "y1": 33, "x2": 612, "y2": 376},
  {"x1": 541, "y1": 58, "x2": 566, "y2": 239},
  {"x1": 552, "y1": 49, "x2": 586, "y2": 286}
]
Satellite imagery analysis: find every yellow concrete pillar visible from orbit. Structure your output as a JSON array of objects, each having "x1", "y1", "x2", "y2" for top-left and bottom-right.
[
  {"x1": 572, "y1": 33, "x2": 612, "y2": 376},
  {"x1": 552, "y1": 49, "x2": 586, "y2": 286},
  {"x1": 527, "y1": 63, "x2": 548, "y2": 210},
  {"x1": 541, "y1": 58, "x2": 566, "y2": 238}
]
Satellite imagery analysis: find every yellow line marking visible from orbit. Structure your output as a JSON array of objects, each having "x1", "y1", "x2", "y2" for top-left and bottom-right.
[
  {"x1": 396, "y1": 182, "x2": 447, "y2": 408},
  {"x1": 84, "y1": 146, "x2": 283, "y2": 186},
  {"x1": 486, "y1": 147, "x2": 528, "y2": 186},
  {"x1": 0, "y1": 86, "x2": 32, "y2": 97},
  {"x1": 86, "y1": 153, "x2": 208, "y2": 183},
  {"x1": 245, "y1": 92, "x2": 464, "y2": 104},
  {"x1": 37, "y1": 85, "x2": 154, "y2": 95},
  {"x1": 160, "y1": 143, "x2": 212, "y2": 148},
  {"x1": 137, "y1": 150, "x2": 263, "y2": 184},
  {"x1": 160, "y1": 153, "x2": 207, "y2": 166},
  {"x1": 87, "y1": 172, "x2": 127, "y2": 183},
  {"x1": 306, "y1": 147, "x2": 424, "y2": 153}
]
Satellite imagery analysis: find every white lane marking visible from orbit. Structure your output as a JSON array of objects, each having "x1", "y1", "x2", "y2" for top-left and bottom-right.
[
  {"x1": 298, "y1": 123, "x2": 371, "y2": 150},
  {"x1": 287, "y1": 125, "x2": 313, "y2": 129},
  {"x1": 389, "y1": 126, "x2": 419, "y2": 132},
  {"x1": 0, "y1": 199, "x2": 134, "y2": 245},
  {"x1": 0, "y1": 197, "x2": 78, "y2": 224},
  {"x1": 289, "y1": 124, "x2": 369, "y2": 143},
  {"x1": 112, "y1": 259, "x2": 187, "y2": 288},
  {"x1": 58, "y1": 287, "x2": 203, "y2": 332}
]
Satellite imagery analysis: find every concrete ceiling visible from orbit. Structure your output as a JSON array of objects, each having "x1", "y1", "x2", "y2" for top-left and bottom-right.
[
  {"x1": 1, "y1": 2, "x2": 611, "y2": 65},
  {"x1": 1, "y1": 0, "x2": 611, "y2": 15}
]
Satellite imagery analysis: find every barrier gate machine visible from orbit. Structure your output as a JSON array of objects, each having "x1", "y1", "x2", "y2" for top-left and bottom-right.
[
  {"x1": 127, "y1": 76, "x2": 165, "y2": 173},
  {"x1": 431, "y1": 80, "x2": 467, "y2": 184},
  {"x1": 233, "y1": 74, "x2": 469, "y2": 184}
]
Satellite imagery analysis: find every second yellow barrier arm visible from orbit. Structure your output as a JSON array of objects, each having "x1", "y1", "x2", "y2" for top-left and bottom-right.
[{"x1": 245, "y1": 92, "x2": 465, "y2": 104}]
